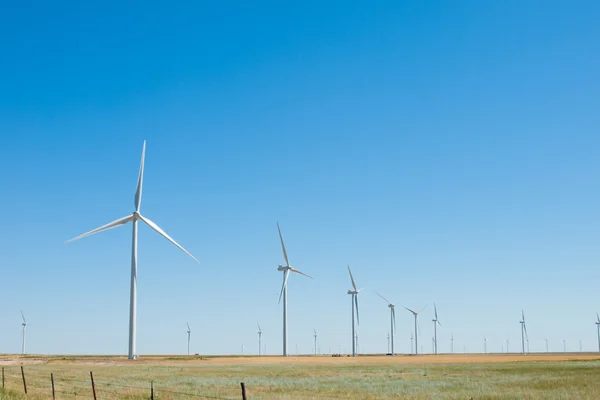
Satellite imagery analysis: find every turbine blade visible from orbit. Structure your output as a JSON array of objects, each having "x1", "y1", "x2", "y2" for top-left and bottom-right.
[
  {"x1": 276, "y1": 222, "x2": 290, "y2": 267},
  {"x1": 392, "y1": 307, "x2": 396, "y2": 332},
  {"x1": 437, "y1": 319, "x2": 442, "y2": 327},
  {"x1": 65, "y1": 215, "x2": 134, "y2": 243},
  {"x1": 401, "y1": 305, "x2": 417, "y2": 315},
  {"x1": 522, "y1": 309, "x2": 525, "y2": 321},
  {"x1": 355, "y1": 295, "x2": 360, "y2": 325},
  {"x1": 597, "y1": 313, "x2": 600, "y2": 323},
  {"x1": 314, "y1": 328, "x2": 317, "y2": 335},
  {"x1": 290, "y1": 267, "x2": 313, "y2": 279},
  {"x1": 134, "y1": 140, "x2": 146, "y2": 212},
  {"x1": 375, "y1": 291, "x2": 391, "y2": 305},
  {"x1": 417, "y1": 315, "x2": 421, "y2": 336},
  {"x1": 434, "y1": 303, "x2": 438, "y2": 320},
  {"x1": 258, "y1": 322, "x2": 261, "y2": 332},
  {"x1": 21, "y1": 310, "x2": 26, "y2": 324},
  {"x1": 278, "y1": 269, "x2": 290, "y2": 304},
  {"x1": 138, "y1": 214, "x2": 199, "y2": 264},
  {"x1": 418, "y1": 304, "x2": 429, "y2": 314},
  {"x1": 524, "y1": 323, "x2": 528, "y2": 339},
  {"x1": 186, "y1": 321, "x2": 190, "y2": 331},
  {"x1": 347, "y1": 265, "x2": 357, "y2": 291}
]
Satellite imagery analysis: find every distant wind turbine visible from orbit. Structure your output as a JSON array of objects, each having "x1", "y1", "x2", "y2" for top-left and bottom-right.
[
  {"x1": 506, "y1": 339, "x2": 510, "y2": 353},
  {"x1": 65, "y1": 141, "x2": 199, "y2": 360},
  {"x1": 563, "y1": 340, "x2": 566, "y2": 352},
  {"x1": 186, "y1": 322, "x2": 191, "y2": 355},
  {"x1": 346, "y1": 266, "x2": 362, "y2": 357},
  {"x1": 410, "y1": 332, "x2": 413, "y2": 354},
  {"x1": 402, "y1": 304, "x2": 427, "y2": 355},
  {"x1": 375, "y1": 292, "x2": 397, "y2": 356},
  {"x1": 484, "y1": 337, "x2": 487, "y2": 354},
  {"x1": 20, "y1": 311, "x2": 27, "y2": 355},
  {"x1": 520, "y1": 310, "x2": 528, "y2": 354},
  {"x1": 276, "y1": 223, "x2": 312, "y2": 356},
  {"x1": 432, "y1": 303, "x2": 441, "y2": 354},
  {"x1": 387, "y1": 333, "x2": 390, "y2": 354},
  {"x1": 545, "y1": 338, "x2": 548, "y2": 353},
  {"x1": 258, "y1": 323, "x2": 262, "y2": 356},
  {"x1": 451, "y1": 334, "x2": 454, "y2": 354},
  {"x1": 313, "y1": 329, "x2": 317, "y2": 355},
  {"x1": 595, "y1": 313, "x2": 600, "y2": 352}
]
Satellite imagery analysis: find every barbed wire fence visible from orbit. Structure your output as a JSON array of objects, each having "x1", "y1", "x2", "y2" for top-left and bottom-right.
[{"x1": 0, "y1": 366, "x2": 248, "y2": 399}]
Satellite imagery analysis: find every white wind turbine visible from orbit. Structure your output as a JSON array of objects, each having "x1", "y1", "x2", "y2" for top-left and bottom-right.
[
  {"x1": 186, "y1": 322, "x2": 191, "y2": 355},
  {"x1": 402, "y1": 304, "x2": 427, "y2": 355},
  {"x1": 20, "y1": 311, "x2": 27, "y2": 355},
  {"x1": 484, "y1": 337, "x2": 487, "y2": 354},
  {"x1": 346, "y1": 265, "x2": 362, "y2": 357},
  {"x1": 520, "y1": 310, "x2": 528, "y2": 354},
  {"x1": 595, "y1": 313, "x2": 600, "y2": 352},
  {"x1": 66, "y1": 141, "x2": 199, "y2": 360},
  {"x1": 432, "y1": 303, "x2": 441, "y2": 354},
  {"x1": 313, "y1": 329, "x2": 317, "y2": 355},
  {"x1": 258, "y1": 323, "x2": 262, "y2": 356},
  {"x1": 375, "y1": 292, "x2": 397, "y2": 356},
  {"x1": 276, "y1": 223, "x2": 312, "y2": 356}
]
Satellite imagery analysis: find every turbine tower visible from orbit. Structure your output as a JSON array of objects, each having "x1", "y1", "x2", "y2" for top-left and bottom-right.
[
  {"x1": 545, "y1": 338, "x2": 548, "y2": 353},
  {"x1": 375, "y1": 292, "x2": 397, "y2": 356},
  {"x1": 432, "y1": 303, "x2": 441, "y2": 354},
  {"x1": 520, "y1": 310, "x2": 528, "y2": 354},
  {"x1": 595, "y1": 313, "x2": 600, "y2": 352},
  {"x1": 258, "y1": 323, "x2": 262, "y2": 356},
  {"x1": 186, "y1": 322, "x2": 191, "y2": 355},
  {"x1": 410, "y1": 332, "x2": 413, "y2": 354},
  {"x1": 484, "y1": 337, "x2": 487, "y2": 354},
  {"x1": 313, "y1": 329, "x2": 317, "y2": 355},
  {"x1": 346, "y1": 265, "x2": 361, "y2": 357},
  {"x1": 451, "y1": 334, "x2": 454, "y2": 354},
  {"x1": 276, "y1": 223, "x2": 312, "y2": 356},
  {"x1": 20, "y1": 311, "x2": 27, "y2": 355},
  {"x1": 402, "y1": 304, "x2": 427, "y2": 355},
  {"x1": 66, "y1": 141, "x2": 199, "y2": 360}
]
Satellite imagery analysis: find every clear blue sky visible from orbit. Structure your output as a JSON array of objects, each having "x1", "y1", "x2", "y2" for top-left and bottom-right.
[{"x1": 1, "y1": 1, "x2": 599, "y2": 356}]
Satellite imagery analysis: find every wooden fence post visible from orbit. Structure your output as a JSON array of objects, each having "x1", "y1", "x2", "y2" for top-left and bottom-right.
[
  {"x1": 51, "y1": 372, "x2": 56, "y2": 399},
  {"x1": 21, "y1": 366, "x2": 27, "y2": 394},
  {"x1": 90, "y1": 371, "x2": 97, "y2": 400},
  {"x1": 2, "y1": 366, "x2": 4, "y2": 389},
  {"x1": 240, "y1": 382, "x2": 247, "y2": 400},
  {"x1": 150, "y1": 381, "x2": 154, "y2": 400}
]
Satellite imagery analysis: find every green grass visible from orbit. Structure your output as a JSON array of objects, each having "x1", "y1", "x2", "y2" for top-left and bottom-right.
[{"x1": 1, "y1": 361, "x2": 599, "y2": 399}]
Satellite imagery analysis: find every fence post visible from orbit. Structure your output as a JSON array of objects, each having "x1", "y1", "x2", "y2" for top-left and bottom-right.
[
  {"x1": 51, "y1": 372, "x2": 56, "y2": 400},
  {"x1": 240, "y1": 382, "x2": 247, "y2": 400},
  {"x1": 21, "y1": 366, "x2": 27, "y2": 394},
  {"x1": 150, "y1": 381, "x2": 154, "y2": 400},
  {"x1": 2, "y1": 366, "x2": 4, "y2": 389},
  {"x1": 90, "y1": 371, "x2": 97, "y2": 400}
]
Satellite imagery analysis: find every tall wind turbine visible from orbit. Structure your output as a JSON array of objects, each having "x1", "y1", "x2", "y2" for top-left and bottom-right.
[
  {"x1": 375, "y1": 292, "x2": 396, "y2": 356},
  {"x1": 258, "y1": 323, "x2": 262, "y2": 356},
  {"x1": 66, "y1": 141, "x2": 199, "y2": 360},
  {"x1": 186, "y1": 322, "x2": 191, "y2": 355},
  {"x1": 520, "y1": 310, "x2": 528, "y2": 354},
  {"x1": 313, "y1": 329, "x2": 317, "y2": 355},
  {"x1": 346, "y1": 266, "x2": 361, "y2": 357},
  {"x1": 20, "y1": 311, "x2": 27, "y2": 355},
  {"x1": 276, "y1": 223, "x2": 312, "y2": 356},
  {"x1": 402, "y1": 304, "x2": 427, "y2": 355},
  {"x1": 484, "y1": 337, "x2": 487, "y2": 354},
  {"x1": 545, "y1": 338, "x2": 548, "y2": 353},
  {"x1": 451, "y1": 334, "x2": 454, "y2": 354},
  {"x1": 432, "y1": 303, "x2": 441, "y2": 354},
  {"x1": 595, "y1": 313, "x2": 600, "y2": 352}
]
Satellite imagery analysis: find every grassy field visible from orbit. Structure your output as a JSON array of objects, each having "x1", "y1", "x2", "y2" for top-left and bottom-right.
[{"x1": 0, "y1": 354, "x2": 599, "y2": 399}]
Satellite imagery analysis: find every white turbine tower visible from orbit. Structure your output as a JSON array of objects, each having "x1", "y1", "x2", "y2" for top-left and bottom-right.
[
  {"x1": 595, "y1": 313, "x2": 600, "y2": 352},
  {"x1": 313, "y1": 329, "x2": 317, "y2": 355},
  {"x1": 484, "y1": 337, "x2": 487, "y2": 354},
  {"x1": 520, "y1": 310, "x2": 528, "y2": 354},
  {"x1": 375, "y1": 292, "x2": 396, "y2": 356},
  {"x1": 66, "y1": 141, "x2": 199, "y2": 360},
  {"x1": 402, "y1": 304, "x2": 427, "y2": 355},
  {"x1": 186, "y1": 322, "x2": 191, "y2": 355},
  {"x1": 276, "y1": 223, "x2": 312, "y2": 356},
  {"x1": 346, "y1": 266, "x2": 361, "y2": 357},
  {"x1": 20, "y1": 311, "x2": 27, "y2": 355},
  {"x1": 432, "y1": 303, "x2": 441, "y2": 354},
  {"x1": 258, "y1": 323, "x2": 262, "y2": 356}
]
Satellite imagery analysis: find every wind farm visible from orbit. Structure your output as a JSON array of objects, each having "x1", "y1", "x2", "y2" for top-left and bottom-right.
[{"x1": 2, "y1": 2, "x2": 600, "y2": 398}]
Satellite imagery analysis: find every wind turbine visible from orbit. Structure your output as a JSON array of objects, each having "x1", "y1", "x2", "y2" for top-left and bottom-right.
[
  {"x1": 545, "y1": 338, "x2": 548, "y2": 353},
  {"x1": 65, "y1": 141, "x2": 199, "y2": 360},
  {"x1": 484, "y1": 337, "x2": 487, "y2": 354},
  {"x1": 20, "y1": 311, "x2": 27, "y2": 355},
  {"x1": 451, "y1": 334, "x2": 454, "y2": 354},
  {"x1": 520, "y1": 310, "x2": 528, "y2": 354},
  {"x1": 410, "y1": 332, "x2": 413, "y2": 354},
  {"x1": 276, "y1": 223, "x2": 312, "y2": 356},
  {"x1": 258, "y1": 323, "x2": 262, "y2": 356},
  {"x1": 375, "y1": 292, "x2": 397, "y2": 356},
  {"x1": 402, "y1": 304, "x2": 427, "y2": 355},
  {"x1": 186, "y1": 322, "x2": 191, "y2": 355},
  {"x1": 432, "y1": 303, "x2": 441, "y2": 354},
  {"x1": 595, "y1": 313, "x2": 600, "y2": 352},
  {"x1": 313, "y1": 329, "x2": 317, "y2": 355},
  {"x1": 563, "y1": 340, "x2": 566, "y2": 352},
  {"x1": 506, "y1": 339, "x2": 510, "y2": 353},
  {"x1": 346, "y1": 265, "x2": 361, "y2": 357}
]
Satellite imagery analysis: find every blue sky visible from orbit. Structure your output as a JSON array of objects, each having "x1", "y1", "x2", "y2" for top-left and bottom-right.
[{"x1": 1, "y1": 1, "x2": 599, "y2": 356}]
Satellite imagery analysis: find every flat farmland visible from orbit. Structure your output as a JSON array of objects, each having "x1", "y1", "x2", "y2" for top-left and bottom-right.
[{"x1": 1, "y1": 353, "x2": 599, "y2": 399}]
